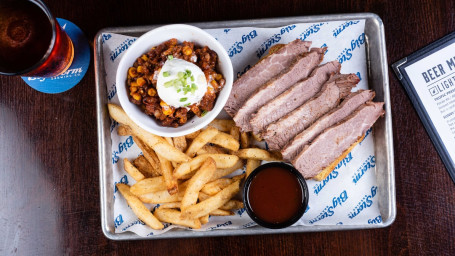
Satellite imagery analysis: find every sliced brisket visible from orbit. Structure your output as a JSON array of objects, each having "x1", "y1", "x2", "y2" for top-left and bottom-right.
[
  {"x1": 234, "y1": 48, "x2": 325, "y2": 132},
  {"x1": 292, "y1": 102, "x2": 385, "y2": 179},
  {"x1": 224, "y1": 39, "x2": 311, "y2": 117},
  {"x1": 281, "y1": 90, "x2": 375, "y2": 161},
  {"x1": 263, "y1": 73, "x2": 359, "y2": 150},
  {"x1": 250, "y1": 60, "x2": 341, "y2": 134}
]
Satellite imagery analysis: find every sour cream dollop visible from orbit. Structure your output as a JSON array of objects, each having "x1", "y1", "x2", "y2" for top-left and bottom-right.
[{"x1": 157, "y1": 58, "x2": 208, "y2": 108}]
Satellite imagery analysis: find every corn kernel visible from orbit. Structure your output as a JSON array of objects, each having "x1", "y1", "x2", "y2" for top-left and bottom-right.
[
  {"x1": 128, "y1": 67, "x2": 138, "y2": 78},
  {"x1": 160, "y1": 100, "x2": 169, "y2": 107},
  {"x1": 136, "y1": 77, "x2": 147, "y2": 86},
  {"x1": 137, "y1": 66, "x2": 145, "y2": 73},
  {"x1": 210, "y1": 80, "x2": 218, "y2": 88},
  {"x1": 130, "y1": 86, "x2": 138, "y2": 93},
  {"x1": 131, "y1": 93, "x2": 141, "y2": 101},
  {"x1": 183, "y1": 46, "x2": 192, "y2": 56},
  {"x1": 215, "y1": 74, "x2": 223, "y2": 81},
  {"x1": 141, "y1": 55, "x2": 149, "y2": 61},
  {"x1": 147, "y1": 88, "x2": 156, "y2": 96},
  {"x1": 163, "y1": 108, "x2": 173, "y2": 115}
]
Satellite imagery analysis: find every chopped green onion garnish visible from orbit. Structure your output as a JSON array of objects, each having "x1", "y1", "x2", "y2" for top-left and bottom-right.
[
  {"x1": 163, "y1": 71, "x2": 170, "y2": 77},
  {"x1": 177, "y1": 89, "x2": 181, "y2": 93},
  {"x1": 167, "y1": 55, "x2": 174, "y2": 60},
  {"x1": 164, "y1": 81, "x2": 173, "y2": 88},
  {"x1": 177, "y1": 72, "x2": 185, "y2": 78},
  {"x1": 185, "y1": 69, "x2": 192, "y2": 76},
  {"x1": 180, "y1": 97, "x2": 187, "y2": 102},
  {"x1": 184, "y1": 103, "x2": 191, "y2": 107},
  {"x1": 190, "y1": 76, "x2": 195, "y2": 82},
  {"x1": 201, "y1": 110, "x2": 208, "y2": 116}
]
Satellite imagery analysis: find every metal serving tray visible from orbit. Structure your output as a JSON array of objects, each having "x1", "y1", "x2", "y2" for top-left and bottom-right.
[{"x1": 95, "y1": 13, "x2": 395, "y2": 240}]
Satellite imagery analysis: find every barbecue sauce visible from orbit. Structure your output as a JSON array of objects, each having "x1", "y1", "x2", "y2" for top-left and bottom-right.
[{"x1": 247, "y1": 166, "x2": 303, "y2": 224}]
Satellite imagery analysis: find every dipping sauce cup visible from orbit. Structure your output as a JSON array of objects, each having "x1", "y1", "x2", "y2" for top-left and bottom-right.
[{"x1": 243, "y1": 162, "x2": 309, "y2": 229}]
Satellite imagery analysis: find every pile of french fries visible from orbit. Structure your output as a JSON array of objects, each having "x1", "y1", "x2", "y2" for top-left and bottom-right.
[{"x1": 108, "y1": 104, "x2": 282, "y2": 230}]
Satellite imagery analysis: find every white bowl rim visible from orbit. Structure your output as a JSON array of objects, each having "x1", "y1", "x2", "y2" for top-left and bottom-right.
[{"x1": 116, "y1": 24, "x2": 233, "y2": 137}]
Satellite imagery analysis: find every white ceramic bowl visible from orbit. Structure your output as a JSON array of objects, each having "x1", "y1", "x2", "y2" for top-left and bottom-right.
[{"x1": 116, "y1": 24, "x2": 233, "y2": 137}]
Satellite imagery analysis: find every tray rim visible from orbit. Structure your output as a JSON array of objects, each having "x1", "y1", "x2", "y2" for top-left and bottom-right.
[{"x1": 95, "y1": 12, "x2": 396, "y2": 241}]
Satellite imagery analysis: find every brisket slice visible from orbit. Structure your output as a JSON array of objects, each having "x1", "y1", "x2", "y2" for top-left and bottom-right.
[
  {"x1": 250, "y1": 60, "x2": 341, "y2": 134},
  {"x1": 264, "y1": 73, "x2": 359, "y2": 150},
  {"x1": 281, "y1": 90, "x2": 375, "y2": 161},
  {"x1": 234, "y1": 48, "x2": 325, "y2": 132},
  {"x1": 224, "y1": 39, "x2": 311, "y2": 117},
  {"x1": 292, "y1": 102, "x2": 385, "y2": 179}
]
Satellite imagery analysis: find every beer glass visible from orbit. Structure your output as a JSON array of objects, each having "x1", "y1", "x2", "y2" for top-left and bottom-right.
[{"x1": 0, "y1": 0, "x2": 74, "y2": 77}]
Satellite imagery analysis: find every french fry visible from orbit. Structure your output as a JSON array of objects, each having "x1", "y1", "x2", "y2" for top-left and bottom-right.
[
  {"x1": 251, "y1": 132, "x2": 263, "y2": 142},
  {"x1": 173, "y1": 162, "x2": 192, "y2": 179},
  {"x1": 173, "y1": 136, "x2": 187, "y2": 152},
  {"x1": 164, "y1": 137, "x2": 174, "y2": 146},
  {"x1": 185, "y1": 130, "x2": 201, "y2": 140},
  {"x1": 209, "y1": 209, "x2": 234, "y2": 216},
  {"x1": 196, "y1": 144, "x2": 227, "y2": 155},
  {"x1": 199, "y1": 215, "x2": 209, "y2": 225},
  {"x1": 179, "y1": 170, "x2": 197, "y2": 180},
  {"x1": 201, "y1": 178, "x2": 232, "y2": 195},
  {"x1": 133, "y1": 155, "x2": 161, "y2": 177},
  {"x1": 130, "y1": 176, "x2": 167, "y2": 196},
  {"x1": 123, "y1": 158, "x2": 146, "y2": 181},
  {"x1": 181, "y1": 158, "x2": 216, "y2": 210},
  {"x1": 210, "y1": 159, "x2": 244, "y2": 181},
  {"x1": 198, "y1": 192, "x2": 210, "y2": 202},
  {"x1": 181, "y1": 181, "x2": 240, "y2": 219},
  {"x1": 209, "y1": 132, "x2": 240, "y2": 151},
  {"x1": 157, "y1": 202, "x2": 181, "y2": 209},
  {"x1": 204, "y1": 154, "x2": 240, "y2": 169},
  {"x1": 156, "y1": 153, "x2": 178, "y2": 195},
  {"x1": 108, "y1": 104, "x2": 191, "y2": 163},
  {"x1": 240, "y1": 132, "x2": 250, "y2": 148},
  {"x1": 208, "y1": 119, "x2": 235, "y2": 132},
  {"x1": 199, "y1": 192, "x2": 243, "y2": 210},
  {"x1": 133, "y1": 137, "x2": 162, "y2": 174},
  {"x1": 201, "y1": 174, "x2": 245, "y2": 195},
  {"x1": 116, "y1": 183, "x2": 164, "y2": 230},
  {"x1": 246, "y1": 159, "x2": 261, "y2": 177},
  {"x1": 235, "y1": 148, "x2": 282, "y2": 161},
  {"x1": 139, "y1": 181, "x2": 189, "y2": 204},
  {"x1": 230, "y1": 126, "x2": 240, "y2": 142},
  {"x1": 219, "y1": 200, "x2": 244, "y2": 211},
  {"x1": 117, "y1": 125, "x2": 132, "y2": 136},
  {"x1": 139, "y1": 190, "x2": 181, "y2": 204},
  {"x1": 154, "y1": 208, "x2": 201, "y2": 229},
  {"x1": 174, "y1": 154, "x2": 239, "y2": 179},
  {"x1": 186, "y1": 126, "x2": 219, "y2": 157}
]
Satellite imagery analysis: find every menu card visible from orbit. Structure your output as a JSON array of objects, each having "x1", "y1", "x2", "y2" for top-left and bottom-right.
[{"x1": 392, "y1": 31, "x2": 455, "y2": 183}]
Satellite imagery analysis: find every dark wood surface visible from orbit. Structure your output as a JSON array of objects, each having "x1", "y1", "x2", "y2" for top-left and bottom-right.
[{"x1": 1, "y1": 0, "x2": 454, "y2": 255}]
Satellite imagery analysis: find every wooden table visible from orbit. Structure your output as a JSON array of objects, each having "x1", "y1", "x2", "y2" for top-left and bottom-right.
[{"x1": 1, "y1": 0, "x2": 454, "y2": 255}]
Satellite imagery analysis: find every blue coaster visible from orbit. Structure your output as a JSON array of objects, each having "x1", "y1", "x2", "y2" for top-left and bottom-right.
[{"x1": 21, "y1": 18, "x2": 90, "y2": 94}]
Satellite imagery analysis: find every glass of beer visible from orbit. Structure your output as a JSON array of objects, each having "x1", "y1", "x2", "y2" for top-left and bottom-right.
[{"x1": 0, "y1": 0, "x2": 74, "y2": 77}]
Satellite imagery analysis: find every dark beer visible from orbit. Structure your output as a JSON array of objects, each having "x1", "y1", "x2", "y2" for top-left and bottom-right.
[{"x1": 0, "y1": 0, "x2": 73, "y2": 77}]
